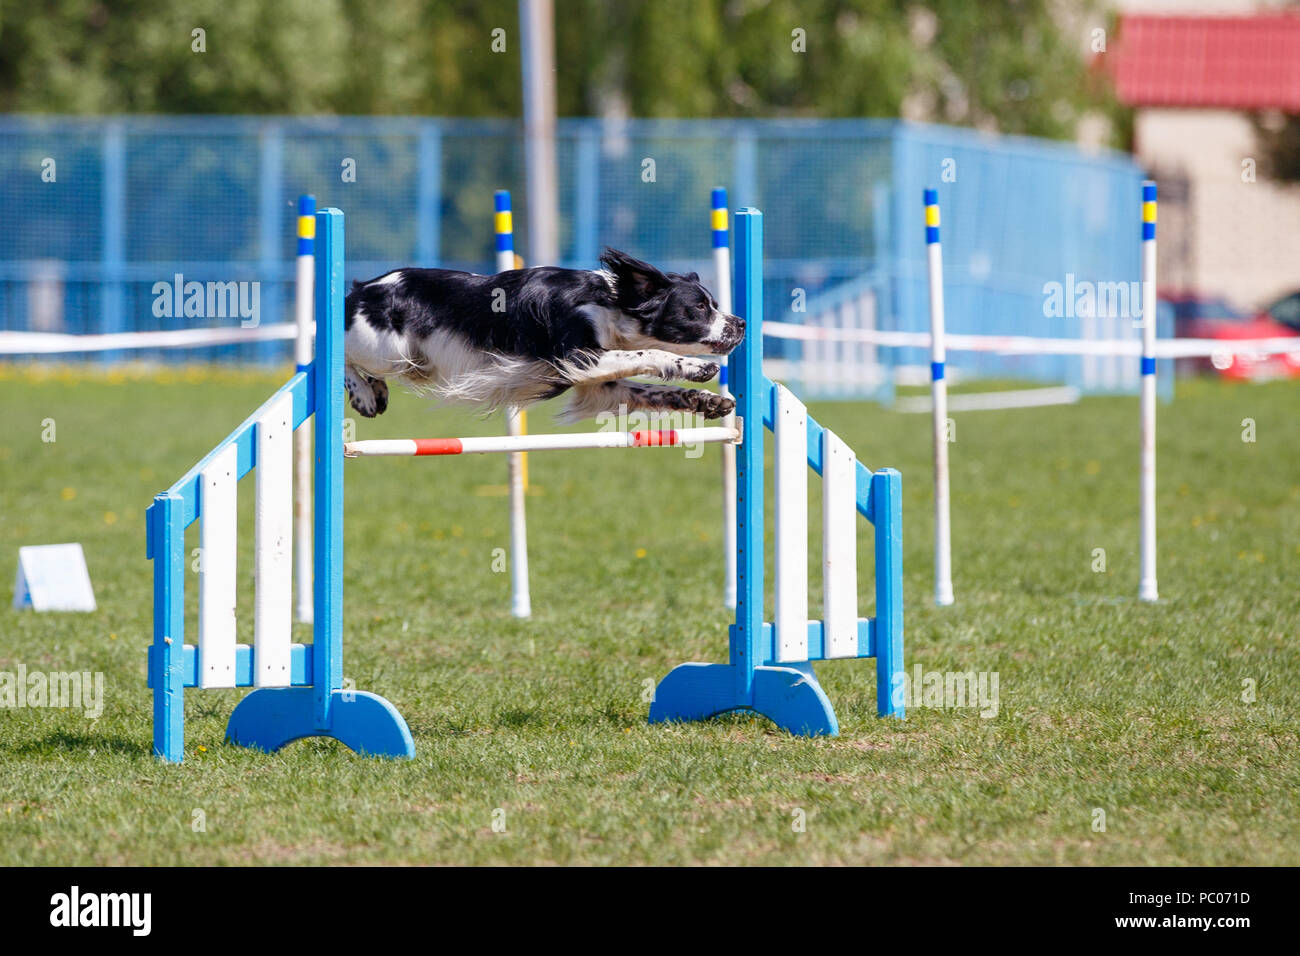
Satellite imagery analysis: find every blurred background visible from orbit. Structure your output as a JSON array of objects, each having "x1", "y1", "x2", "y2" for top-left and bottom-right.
[{"x1": 2, "y1": 0, "x2": 1298, "y2": 393}]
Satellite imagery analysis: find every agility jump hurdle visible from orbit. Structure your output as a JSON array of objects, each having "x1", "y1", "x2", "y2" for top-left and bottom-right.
[{"x1": 147, "y1": 205, "x2": 903, "y2": 761}]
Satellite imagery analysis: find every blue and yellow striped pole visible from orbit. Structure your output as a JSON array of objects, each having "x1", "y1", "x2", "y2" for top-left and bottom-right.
[
  {"x1": 494, "y1": 189, "x2": 531, "y2": 618},
  {"x1": 293, "y1": 195, "x2": 316, "y2": 624},
  {"x1": 712, "y1": 187, "x2": 737, "y2": 609},
  {"x1": 711, "y1": 188, "x2": 731, "y2": 304},
  {"x1": 494, "y1": 189, "x2": 515, "y2": 275},
  {"x1": 494, "y1": 190, "x2": 526, "y2": 473},
  {"x1": 295, "y1": 195, "x2": 316, "y2": 370},
  {"x1": 924, "y1": 188, "x2": 954, "y2": 606},
  {"x1": 1138, "y1": 181, "x2": 1158, "y2": 602}
]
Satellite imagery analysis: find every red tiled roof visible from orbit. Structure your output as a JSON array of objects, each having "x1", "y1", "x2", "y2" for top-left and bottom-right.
[{"x1": 1109, "y1": 14, "x2": 1300, "y2": 111}]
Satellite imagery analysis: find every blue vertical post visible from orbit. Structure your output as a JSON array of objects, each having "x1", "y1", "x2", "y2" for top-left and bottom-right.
[
  {"x1": 574, "y1": 124, "x2": 600, "y2": 267},
  {"x1": 313, "y1": 208, "x2": 345, "y2": 727},
  {"x1": 258, "y1": 124, "x2": 284, "y2": 364},
  {"x1": 871, "y1": 180, "x2": 895, "y2": 405},
  {"x1": 890, "y1": 129, "x2": 915, "y2": 365},
  {"x1": 416, "y1": 124, "x2": 442, "y2": 266},
  {"x1": 101, "y1": 121, "x2": 125, "y2": 363},
  {"x1": 149, "y1": 493, "x2": 186, "y2": 761},
  {"x1": 733, "y1": 126, "x2": 757, "y2": 209},
  {"x1": 730, "y1": 208, "x2": 764, "y2": 703},
  {"x1": 871, "y1": 469, "x2": 905, "y2": 717}
]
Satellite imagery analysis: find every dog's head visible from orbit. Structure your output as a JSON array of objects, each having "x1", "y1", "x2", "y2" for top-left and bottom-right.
[{"x1": 600, "y1": 249, "x2": 744, "y2": 354}]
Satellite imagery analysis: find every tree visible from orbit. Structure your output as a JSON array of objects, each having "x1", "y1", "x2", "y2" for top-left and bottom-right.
[{"x1": 0, "y1": 0, "x2": 1123, "y2": 146}]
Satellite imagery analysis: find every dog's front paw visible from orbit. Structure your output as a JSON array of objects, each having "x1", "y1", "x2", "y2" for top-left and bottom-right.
[
  {"x1": 680, "y1": 359, "x2": 720, "y2": 383},
  {"x1": 694, "y1": 390, "x2": 735, "y2": 420}
]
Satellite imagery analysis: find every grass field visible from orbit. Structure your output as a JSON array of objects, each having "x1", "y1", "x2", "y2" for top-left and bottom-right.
[{"x1": 1, "y1": 365, "x2": 1297, "y2": 865}]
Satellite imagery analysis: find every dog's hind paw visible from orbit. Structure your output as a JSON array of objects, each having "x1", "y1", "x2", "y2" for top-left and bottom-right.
[
  {"x1": 344, "y1": 366, "x2": 386, "y2": 418},
  {"x1": 694, "y1": 390, "x2": 735, "y2": 420},
  {"x1": 369, "y1": 377, "x2": 389, "y2": 415},
  {"x1": 348, "y1": 394, "x2": 379, "y2": 418}
]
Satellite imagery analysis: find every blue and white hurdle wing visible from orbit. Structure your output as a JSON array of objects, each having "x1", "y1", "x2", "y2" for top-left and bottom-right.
[
  {"x1": 651, "y1": 207, "x2": 905, "y2": 735},
  {"x1": 147, "y1": 208, "x2": 414, "y2": 763}
]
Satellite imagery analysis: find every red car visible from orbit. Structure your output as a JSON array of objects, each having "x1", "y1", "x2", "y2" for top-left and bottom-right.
[{"x1": 1172, "y1": 290, "x2": 1300, "y2": 381}]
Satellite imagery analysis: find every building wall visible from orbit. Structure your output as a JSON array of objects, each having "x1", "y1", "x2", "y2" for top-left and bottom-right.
[{"x1": 1135, "y1": 107, "x2": 1300, "y2": 309}]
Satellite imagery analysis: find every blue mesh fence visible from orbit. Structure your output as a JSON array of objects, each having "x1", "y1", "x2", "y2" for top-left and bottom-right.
[{"x1": 0, "y1": 115, "x2": 1150, "y2": 386}]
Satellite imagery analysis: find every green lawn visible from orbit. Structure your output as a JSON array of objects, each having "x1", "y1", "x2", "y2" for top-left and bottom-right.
[{"x1": 1, "y1": 364, "x2": 1296, "y2": 865}]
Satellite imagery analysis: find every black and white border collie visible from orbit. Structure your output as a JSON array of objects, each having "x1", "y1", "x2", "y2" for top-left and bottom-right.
[{"x1": 342, "y1": 249, "x2": 743, "y2": 422}]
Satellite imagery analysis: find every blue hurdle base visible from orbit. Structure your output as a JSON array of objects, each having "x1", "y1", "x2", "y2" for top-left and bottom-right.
[
  {"x1": 648, "y1": 661, "x2": 838, "y2": 736},
  {"x1": 225, "y1": 687, "x2": 415, "y2": 760}
]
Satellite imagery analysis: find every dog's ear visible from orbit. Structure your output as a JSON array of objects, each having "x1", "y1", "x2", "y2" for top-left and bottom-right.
[
  {"x1": 600, "y1": 248, "x2": 669, "y2": 302},
  {"x1": 684, "y1": 271, "x2": 700, "y2": 283}
]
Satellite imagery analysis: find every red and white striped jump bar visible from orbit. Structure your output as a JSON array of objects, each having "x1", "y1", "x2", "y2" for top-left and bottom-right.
[{"x1": 344, "y1": 423, "x2": 743, "y2": 458}]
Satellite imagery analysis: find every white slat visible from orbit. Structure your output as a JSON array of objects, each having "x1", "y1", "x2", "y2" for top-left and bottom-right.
[
  {"x1": 822, "y1": 429, "x2": 859, "y2": 658},
  {"x1": 198, "y1": 442, "x2": 238, "y2": 688},
  {"x1": 254, "y1": 391, "x2": 293, "y2": 687},
  {"x1": 774, "y1": 384, "x2": 808, "y2": 662}
]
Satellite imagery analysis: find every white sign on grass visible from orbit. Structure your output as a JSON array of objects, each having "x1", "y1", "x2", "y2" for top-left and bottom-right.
[{"x1": 13, "y1": 543, "x2": 97, "y2": 612}]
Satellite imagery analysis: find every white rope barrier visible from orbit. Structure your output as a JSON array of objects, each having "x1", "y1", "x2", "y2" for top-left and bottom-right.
[
  {"x1": 0, "y1": 323, "x2": 300, "y2": 355},
  {"x1": 6, "y1": 316, "x2": 1295, "y2": 362},
  {"x1": 763, "y1": 319, "x2": 1300, "y2": 359}
]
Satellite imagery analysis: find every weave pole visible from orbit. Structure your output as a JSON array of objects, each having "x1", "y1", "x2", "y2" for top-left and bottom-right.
[
  {"x1": 924, "y1": 189, "x2": 954, "y2": 607},
  {"x1": 713, "y1": 188, "x2": 737, "y2": 609},
  {"x1": 1139, "y1": 181, "x2": 1158, "y2": 602},
  {"x1": 495, "y1": 189, "x2": 531, "y2": 618},
  {"x1": 293, "y1": 195, "x2": 315, "y2": 624}
]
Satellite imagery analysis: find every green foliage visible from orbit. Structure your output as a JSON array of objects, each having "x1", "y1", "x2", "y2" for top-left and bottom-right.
[{"x1": 0, "y1": 0, "x2": 1123, "y2": 144}]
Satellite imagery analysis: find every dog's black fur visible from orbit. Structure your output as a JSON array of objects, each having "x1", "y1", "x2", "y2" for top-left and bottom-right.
[{"x1": 342, "y1": 249, "x2": 743, "y2": 422}]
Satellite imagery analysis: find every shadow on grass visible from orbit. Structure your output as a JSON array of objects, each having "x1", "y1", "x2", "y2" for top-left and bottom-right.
[{"x1": 7, "y1": 731, "x2": 141, "y2": 757}]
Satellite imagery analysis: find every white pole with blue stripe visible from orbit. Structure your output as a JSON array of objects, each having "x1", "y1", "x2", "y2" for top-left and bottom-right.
[
  {"x1": 495, "y1": 190, "x2": 531, "y2": 618},
  {"x1": 925, "y1": 189, "x2": 954, "y2": 606},
  {"x1": 293, "y1": 195, "x2": 315, "y2": 624},
  {"x1": 712, "y1": 188, "x2": 737, "y2": 609},
  {"x1": 1139, "y1": 181, "x2": 1158, "y2": 602}
]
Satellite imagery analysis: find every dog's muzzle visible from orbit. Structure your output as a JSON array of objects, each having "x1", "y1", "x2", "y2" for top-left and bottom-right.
[{"x1": 707, "y1": 315, "x2": 745, "y2": 353}]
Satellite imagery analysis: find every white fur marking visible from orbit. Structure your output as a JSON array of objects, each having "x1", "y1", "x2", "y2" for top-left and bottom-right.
[{"x1": 707, "y1": 309, "x2": 729, "y2": 342}]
